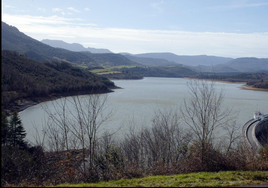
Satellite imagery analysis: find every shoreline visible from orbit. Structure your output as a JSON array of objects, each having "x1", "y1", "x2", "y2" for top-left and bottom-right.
[
  {"x1": 186, "y1": 77, "x2": 268, "y2": 92},
  {"x1": 4, "y1": 78, "x2": 268, "y2": 115},
  {"x1": 240, "y1": 84, "x2": 268, "y2": 92},
  {"x1": 4, "y1": 87, "x2": 120, "y2": 116}
]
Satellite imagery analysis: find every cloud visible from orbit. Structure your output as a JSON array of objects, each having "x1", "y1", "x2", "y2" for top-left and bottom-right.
[
  {"x1": 85, "y1": 8, "x2": 90, "y2": 11},
  {"x1": 52, "y1": 8, "x2": 66, "y2": 15},
  {"x1": 67, "y1": 7, "x2": 80, "y2": 13},
  {"x1": 233, "y1": 2, "x2": 268, "y2": 8},
  {"x1": 2, "y1": 13, "x2": 268, "y2": 58},
  {"x1": 2, "y1": 13, "x2": 83, "y2": 26},
  {"x1": 209, "y1": 2, "x2": 268, "y2": 10}
]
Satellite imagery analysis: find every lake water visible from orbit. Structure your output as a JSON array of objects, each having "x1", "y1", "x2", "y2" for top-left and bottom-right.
[{"x1": 19, "y1": 77, "x2": 268, "y2": 145}]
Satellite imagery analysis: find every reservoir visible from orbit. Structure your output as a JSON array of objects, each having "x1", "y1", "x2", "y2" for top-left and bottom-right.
[{"x1": 19, "y1": 77, "x2": 268, "y2": 146}]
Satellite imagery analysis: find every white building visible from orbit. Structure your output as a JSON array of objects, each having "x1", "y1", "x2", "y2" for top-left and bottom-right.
[{"x1": 254, "y1": 111, "x2": 264, "y2": 121}]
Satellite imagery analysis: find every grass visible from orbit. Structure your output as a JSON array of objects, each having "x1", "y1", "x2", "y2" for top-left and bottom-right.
[
  {"x1": 89, "y1": 65, "x2": 137, "y2": 75},
  {"x1": 90, "y1": 68, "x2": 121, "y2": 75},
  {"x1": 53, "y1": 171, "x2": 268, "y2": 187}
]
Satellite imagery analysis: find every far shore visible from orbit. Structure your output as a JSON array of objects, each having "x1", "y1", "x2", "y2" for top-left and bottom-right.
[
  {"x1": 240, "y1": 84, "x2": 268, "y2": 92},
  {"x1": 186, "y1": 77, "x2": 268, "y2": 92}
]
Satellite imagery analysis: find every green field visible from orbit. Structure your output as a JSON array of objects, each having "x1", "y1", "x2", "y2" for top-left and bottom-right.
[
  {"x1": 54, "y1": 171, "x2": 268, "y2": 187},
  {"x1": 89, "y1": 65, "x2": 137, "y2": 75}
]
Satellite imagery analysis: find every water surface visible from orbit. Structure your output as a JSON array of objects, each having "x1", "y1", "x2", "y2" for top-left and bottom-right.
[{"x1": 19, "y1": 77, "x2": 268, "y2": 144}]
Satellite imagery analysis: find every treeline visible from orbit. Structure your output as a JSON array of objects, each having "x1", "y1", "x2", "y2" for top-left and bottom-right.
[
  {"x1": 194, "y1": 72, "x2": 268, "y2": 89},
  {"x1": 124, "y1": 66, "x2": 198, "y2": 77},
  {"x1": 1, "y1": 50, "x2": 115, "y2": 111},
  {"x1": 104, "y1": 66, "x2": 198, "y2": 79}
]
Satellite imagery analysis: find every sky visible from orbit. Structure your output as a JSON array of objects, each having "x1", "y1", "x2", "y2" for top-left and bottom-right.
[{"x1": 2, "y1": 0, "x2": 268, "y2": 58}]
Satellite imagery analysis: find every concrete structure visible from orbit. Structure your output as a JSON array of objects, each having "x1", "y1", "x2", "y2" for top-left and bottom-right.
[
  {"x1": 255, "y1": 119, "x2": 268, "y2": 147},
  {"x1": 243, "y1": 113, "x2": 268, "y2": 151}
]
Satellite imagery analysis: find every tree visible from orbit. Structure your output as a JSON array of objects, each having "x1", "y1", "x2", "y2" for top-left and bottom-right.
[
  {"x1": 42, "y1": 93, "x2": 114, "y2": 181},
  {"x1": 1, "y1": 109, "x2": 9, "y2": 146},
  {"x1": 7, "y1": 111, "x2": 27, "y2": 149},
  {"x1": 180, "y1": 80, "x2": 237, "y2": 170}
]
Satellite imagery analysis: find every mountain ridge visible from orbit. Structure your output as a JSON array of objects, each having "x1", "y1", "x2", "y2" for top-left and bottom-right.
[
  {"x1": 2, "y1": 21, "x2": 268, "y2": 73},
  {"x1": 41, "y1": 39, "x2": 113, "y2": 54},
  {"x1": 133, "y1": 52, "x2": 234, "y2": 66},
  {"x1": 1, "y1": 21, "x2": 139, "y2": 68}
]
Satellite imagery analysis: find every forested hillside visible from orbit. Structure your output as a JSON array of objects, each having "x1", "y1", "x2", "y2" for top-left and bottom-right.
[
  {"x1": 1, "y1": 50, "x2": 115, "y2": 112},
  {"x1": 123, "y1": 54, "x2": 179, "y2": 67},
  {"x1": 105, "y1": 65, "x2": 198, "y2": 79}
]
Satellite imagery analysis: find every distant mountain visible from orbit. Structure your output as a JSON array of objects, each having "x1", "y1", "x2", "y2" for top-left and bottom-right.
[
  {"x1": 225, "y1": 58, "x2": 268, "y2": 72},
  {"x1": 123, "y1": 54, "x2": 179, "y2": 67},
  {"x1": 134, "y1": 52, "x2": 234, "y2": 66},
  {"x1": 41, "y1": 39, "x2": 113, "y2": 54},
  {"x1": 1, "y1": 22, "x2": 139, "y2": 68},
  {"x1": 119, "y1": 52, "x2": 133, "y2": 56},
  {"x1": 187, "y1": 57, "x2": 268, "y2": 73},
  {"x1": 187, "y1": 64, "x2": 239, "y2": 73}
]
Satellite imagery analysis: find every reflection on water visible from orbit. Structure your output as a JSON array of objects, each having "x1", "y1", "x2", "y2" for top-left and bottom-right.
[{"x1": 19, "y1": 77, "x2": 268, "y2": 144}]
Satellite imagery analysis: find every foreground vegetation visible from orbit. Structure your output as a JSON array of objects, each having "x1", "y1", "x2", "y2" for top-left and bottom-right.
[
  {"x1": 55, "y1": 171, "x2": 268, "y2": 187},
  {"x1": 2, "y1": 80, "x2": 268, "y2": 187}
]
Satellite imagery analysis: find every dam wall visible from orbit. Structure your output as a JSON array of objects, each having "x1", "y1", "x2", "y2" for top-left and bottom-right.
[{"x1": 255, "y1": 119, "x2": 268, "y2": 147}]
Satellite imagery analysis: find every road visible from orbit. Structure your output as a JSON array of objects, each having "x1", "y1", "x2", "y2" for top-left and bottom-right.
[{"x1": 243, "y1": 114, "x2": 268, "y2": 151}]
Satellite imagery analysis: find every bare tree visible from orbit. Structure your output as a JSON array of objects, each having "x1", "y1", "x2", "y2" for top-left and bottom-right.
[
  {"x1": 42, "y1": 97, "x2": 71, "y2": 152},
  {"x1": 222, "y1": 119, "x2": 241, "y2": 155},
  {"x1": 120, "y1": 108, "x2": 191, "y2": 175},
  {"x1": 180, "y1": 80, "x2": 237, "y2": 169},
  {"x1": 67, "y1": 94, "x2": 113, "y2": 176},
  {"x1": 41, "y1": 93, "x2": 114, "y2": 180}
]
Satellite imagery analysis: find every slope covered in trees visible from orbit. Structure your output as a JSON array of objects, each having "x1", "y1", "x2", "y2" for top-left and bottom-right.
[
  {"x1": 1, "y1": 50, "x2": 115, "y2": 112},
  {"x1": 105, "y1": 65, "x2": 198, "y2": 79}
]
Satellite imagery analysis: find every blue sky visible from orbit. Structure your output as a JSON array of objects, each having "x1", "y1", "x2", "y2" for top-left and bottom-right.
[{"x1": 2, "y1": 0, "x2": 268, "y2": 58}]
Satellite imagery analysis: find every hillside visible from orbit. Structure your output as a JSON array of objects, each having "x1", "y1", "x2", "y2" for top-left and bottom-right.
[
  {"x1": 225, "y1": 58, "x2": 268, "y2": 72},
  {"x1": 1, "y1": 50, "x2": 115, "y2": 113},
  {"x1": 123, "y1": 54, "x2": 179, "y2": 67},
  {"x1": 186, "y1": 57, "x2": 268, "y2": 73},
  {"x1": 1, "y1": 22, "x2": 139, "y2": 68},
  {"x1": 187, "y1": 64, "x2": 239, "y2": 73},
  {"x1": 105, "y1": 65, "x2": 198, "y2": 79},
  {"x1": 134, "y1": 52, "x2": 234, "y2": 66},
  {"x1": 41, "y1": 39, "x2": 180, "y2": 67},
  {"x1": 41, "y1": 39, "x2": 113, "y2": 53}
]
